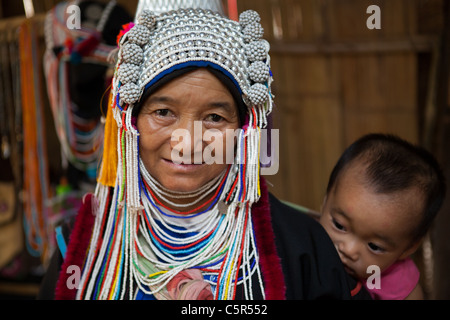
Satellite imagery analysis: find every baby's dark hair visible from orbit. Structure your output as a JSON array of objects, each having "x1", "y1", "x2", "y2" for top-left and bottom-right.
[{"x1": 326, "y1": 133, "x2": 446, "y2": 242}]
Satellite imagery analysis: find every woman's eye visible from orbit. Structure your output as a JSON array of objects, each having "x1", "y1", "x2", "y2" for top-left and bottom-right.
[
  {"x1": 206, "y1": 114, "x2": 224, "y2": 123},
  {"x1": 155, "y1": 109, "x2": 171, "y2": 117},
  {"x1": 368, "y1": 242, "x2": 385, "y2": 253},
  {"x1": 332, "y1": 218, "x2": 345, "y2": 231}
]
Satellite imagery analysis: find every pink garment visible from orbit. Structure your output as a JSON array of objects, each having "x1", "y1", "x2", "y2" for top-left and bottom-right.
[
  {"x1": 166, "y1": 269, "x2": 213, "y2": 300},
  {"x1": 363, "y1": 257, "x2": 420, "y2": 300}
]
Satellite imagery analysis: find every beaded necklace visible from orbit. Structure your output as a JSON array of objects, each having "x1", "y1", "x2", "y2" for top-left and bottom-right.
[{"x1": 78, "y1": 148, "x2": 264, "y2": 300}]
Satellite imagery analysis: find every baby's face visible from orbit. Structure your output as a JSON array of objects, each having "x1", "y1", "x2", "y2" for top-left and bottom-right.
[{"x1": 319, "y1": 164, "x2": 422, "y2": 280}]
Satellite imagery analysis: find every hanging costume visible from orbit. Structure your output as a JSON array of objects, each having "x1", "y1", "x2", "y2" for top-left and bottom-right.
[
  {"x1": 43, "y1": 0, "x2": 131, "y2": 186},
  {"x1": 39, "y1": 6, "x2": 371, "y2": 300},
  {"x1": 34, "y1": 0, "x2": 131, "y2": 264}
]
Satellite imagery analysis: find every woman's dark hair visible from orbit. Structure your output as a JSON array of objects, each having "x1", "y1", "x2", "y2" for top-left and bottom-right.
[{"x1": 326, "y1": 133, "x2": 446, "y2": 242}]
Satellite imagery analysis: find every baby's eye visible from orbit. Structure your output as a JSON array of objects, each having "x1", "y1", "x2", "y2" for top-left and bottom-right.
[
  {"x1": 332, "y1": 218, "x2": 345, "y2": 231},
  {"x1": 368, "y1": 242, "x2": 385, "y2": 253}
]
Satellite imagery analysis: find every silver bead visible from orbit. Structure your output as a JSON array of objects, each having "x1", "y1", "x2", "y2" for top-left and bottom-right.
[
  {"x1": 245, "y1": 40, "x2": 268, "y2": 62},
  {"x1": 118, "y1": 63, "x2": 140, "y2": 84},
  {"x1": 248, "y1": 61, "x2": 270, "y2": 83},
  {"x1": 120, "y1": 83, "x2": 141, "y2": 105},
  {"x1": 248, "y1": 83, "x2": 269, "y2": 106},
  {"x1": 121, "y1": 43, "x2": 144, "y2": 65},
  {"x1": 127, "y1": 25, "x2": 151, "y2": 46},
  {"x1": 239, "y1": 10, "x2": 261, "y2": 28},
  {"x1": 169, "y1": 54, "x2": 178, "y2": 62},
  {"x1": 137, "y1": 10, "x2": 156, "y2": 30},
  {"x1": 243, "y1": 23, "x2": 264, "y2": 43}
]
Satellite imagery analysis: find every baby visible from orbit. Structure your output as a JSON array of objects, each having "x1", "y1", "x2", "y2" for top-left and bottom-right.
[{"x1": 319, "y1": 134, "x2": 446, "y2": 300}]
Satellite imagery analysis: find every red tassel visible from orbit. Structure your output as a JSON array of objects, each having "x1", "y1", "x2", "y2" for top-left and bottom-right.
[
  {"x1": 251, "y1": 177, "x2": 287, "y2": 300},
  {"x1": 55, "y1": 194, "x2": 96, "y2": 300}
]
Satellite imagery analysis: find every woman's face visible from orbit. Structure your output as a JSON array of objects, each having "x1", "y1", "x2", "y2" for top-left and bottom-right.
[{"x1": 137, "y1": 68, "x2": 240, "y2": 193}]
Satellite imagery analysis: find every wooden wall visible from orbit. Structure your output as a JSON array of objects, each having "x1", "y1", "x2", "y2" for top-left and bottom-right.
[{"x1": 237, "y1": 0, "x2": 435, "y2": 211}]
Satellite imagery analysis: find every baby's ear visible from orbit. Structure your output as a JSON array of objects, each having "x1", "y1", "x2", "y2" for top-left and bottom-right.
[{"x1": 399, "y1": 238, "x2": 423, "y2": 260}]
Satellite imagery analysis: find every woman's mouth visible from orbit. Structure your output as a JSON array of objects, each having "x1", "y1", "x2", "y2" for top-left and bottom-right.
[{"x1": 163, "y1": 158, "x2": 205, "y2": 171}]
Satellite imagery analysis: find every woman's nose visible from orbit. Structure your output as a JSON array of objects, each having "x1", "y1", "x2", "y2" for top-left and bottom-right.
[{"x1": 170, "y1": 120, "x2": 204, "y2": 162}]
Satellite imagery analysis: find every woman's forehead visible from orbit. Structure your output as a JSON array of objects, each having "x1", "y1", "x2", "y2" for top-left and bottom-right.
[
  {"x1": 142, "y1": 69, "x2": 235, "y2": 110},
  {"x1": 157, "y1": 68, "x2": 231, "y2": 91}
]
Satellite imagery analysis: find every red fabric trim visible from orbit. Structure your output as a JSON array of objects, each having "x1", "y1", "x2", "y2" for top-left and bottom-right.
[
  {"x1": 55, "y1": 194, "x2": 95, "y2": 300},
  {"x1": 351, "y1": 281, "x2": 363, "y2": 297},
  {"x1": 251, "y1": 178, "x2": 287, "y2": 300}
]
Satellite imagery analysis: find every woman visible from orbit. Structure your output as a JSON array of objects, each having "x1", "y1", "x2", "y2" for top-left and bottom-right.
[{"x1": 39, "y1": 8, "x2": 370, "y2": 300}]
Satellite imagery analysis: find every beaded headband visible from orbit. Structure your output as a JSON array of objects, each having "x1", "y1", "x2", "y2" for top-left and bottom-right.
[
  {"x1": 134, "y1": 0, "x2": 225, "y2": 16},
  {"x1": 113, "y1": 8, "x2": 273, "y2": 128}
]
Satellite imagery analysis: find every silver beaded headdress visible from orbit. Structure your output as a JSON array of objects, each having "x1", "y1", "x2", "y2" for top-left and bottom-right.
[
  {"x1": 113, "y1": 8, "x2": 273, "y2": 129},
  {"x1": 106, "y1": 7, "x2": 274, "y2": 209}
]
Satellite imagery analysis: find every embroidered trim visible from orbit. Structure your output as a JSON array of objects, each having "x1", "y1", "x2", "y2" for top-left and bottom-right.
[
  {"x1": 351, "y1": 281, "x2": 363, "y2": 297},
  {"x1": 251, "y1": 177, "x2": 286, "y2": 300},
  {"x1": 55, "y1": 194, "x2": 96, "y2": 300}
]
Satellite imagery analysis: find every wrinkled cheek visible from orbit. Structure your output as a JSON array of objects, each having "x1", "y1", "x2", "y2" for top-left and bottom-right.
[
  {"x1": 138, "y1": 139, "x2": 152, "y2": 170},
  {"x1": 137, "y1": 134, "x2": 162, "y2": 169}
]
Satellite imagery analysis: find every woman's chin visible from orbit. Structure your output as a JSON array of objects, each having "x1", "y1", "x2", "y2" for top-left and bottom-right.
[
  {"x1": 150, "y1": 161, "x2": 228, "y2": 193},
  {"x1": 157, "y1": 176, "x2": 210, "y2": 193}
]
